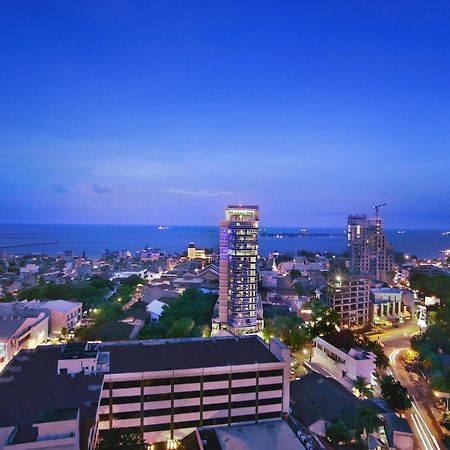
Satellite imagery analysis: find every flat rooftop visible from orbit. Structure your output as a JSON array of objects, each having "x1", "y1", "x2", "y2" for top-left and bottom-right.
[
  {"x1": 0, "y1": 346, "x2": 103, "y2": 434},
  {"x1": 212, "y1": 420, "x2": 305, "y2": 450},
  {"x1": 102, "y1": 335, "x2": 280, "y2": 373}
]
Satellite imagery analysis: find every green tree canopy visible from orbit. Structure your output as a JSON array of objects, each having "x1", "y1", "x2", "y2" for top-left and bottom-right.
[
  {"x1": 380, "y1": 375, "x2": 412, "y2": 412},
  {"x1": 262, "y1": 314, "x2": 307, "y2": 351},
  {"x1": 307, "y1": 299, "x2": 340, "y2": 339},
  {"x1": 138, "y1": 289, "x2": 217, "y2": 340},
  {"x1": 325, "y1": 420, "x2": 353, "y2": 446},
  {"x1": 167, "y1": 317, "x2": 195, "y2": 338}
]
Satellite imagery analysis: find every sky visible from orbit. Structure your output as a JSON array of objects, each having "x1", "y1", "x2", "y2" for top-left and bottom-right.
[{"x1": 1, "y1": 1, "x2": 449, "y2": 229}]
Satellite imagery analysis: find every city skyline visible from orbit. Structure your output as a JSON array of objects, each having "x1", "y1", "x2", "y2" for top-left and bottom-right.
[{"x1": 1, "y1": 2, "x2": 450, "y2": 228}]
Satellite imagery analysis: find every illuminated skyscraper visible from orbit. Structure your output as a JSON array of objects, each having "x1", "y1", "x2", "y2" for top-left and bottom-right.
[
  {"x1": 218, "y1": 205, "x2": 263, "y2": 334},
  {"x1": 348, "y1": 214, "x2": 393, "y2": 283}
]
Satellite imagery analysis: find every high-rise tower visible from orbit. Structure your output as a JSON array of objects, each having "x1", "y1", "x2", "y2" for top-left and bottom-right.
[
  {"x1": 218, "y1": 205, "x2": 263, "y2": 334},
  {"x1": 348, "y1": 214, "x2": 393, "y2": 283}
]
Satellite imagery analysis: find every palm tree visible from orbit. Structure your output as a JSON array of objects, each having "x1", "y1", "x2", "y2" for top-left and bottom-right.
[
  {"x1": 356, "y1": 406, "x2": 383, "y2": 450},
  {"x1": 353, "y1": 376, "x2": 374, "y2": 399}
]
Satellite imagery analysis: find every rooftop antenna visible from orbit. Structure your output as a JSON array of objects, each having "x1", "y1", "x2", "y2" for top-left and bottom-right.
[{"x1": 374, "y1": 203, "x2": 387, "y2": 217}]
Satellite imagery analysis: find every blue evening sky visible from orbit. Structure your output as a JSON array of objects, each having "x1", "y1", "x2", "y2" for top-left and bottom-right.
[{"x1": 1, "y1": 1, "x2": 449, "y2": 228}]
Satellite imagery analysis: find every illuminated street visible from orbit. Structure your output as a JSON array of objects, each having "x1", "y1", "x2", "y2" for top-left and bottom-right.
[{"x1": 378, "y1": 323, "x2": 445, "y2": 450}]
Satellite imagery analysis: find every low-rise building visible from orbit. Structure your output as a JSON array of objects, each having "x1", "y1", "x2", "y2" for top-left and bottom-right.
[
  {"x1": 371, "y1": 288, "x2": 403, "y2": 323},
  {"x1": 290, "y1": 372, "x2": 363, "y2": 436},
  {"x1": 187, "y1": 243, "x2": 209, "y2": 260},
  {"x1": 145, "y1": 299, "x2": 167, "y2": 322},
  {"x1": 193, "y1": 420, "x2": 305, "y2": 450},
  {"x1": 0, "y1": 312, "x2": 49, "y2": 372},
  {"x1": 0, "y1": 300, "x2": 82, "y2": 336},
  {"x1": 34, "y1": 300, "x2": 82, "y2": 334},
  {"x1": 311, "y1": 336, "x2": 376, "y2": 390}
]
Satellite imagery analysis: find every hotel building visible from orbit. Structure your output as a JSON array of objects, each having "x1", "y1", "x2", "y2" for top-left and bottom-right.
[
  {"x1": 0, "y1": 336, "x2": 291, "y2": 449},
  {"x1": 218, "y1": 205, "x2": 263, "y2": 334}
]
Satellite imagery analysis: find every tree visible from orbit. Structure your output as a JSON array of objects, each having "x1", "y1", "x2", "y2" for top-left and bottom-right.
[
  {"x1": 356, "y1": 406, "x2": 382, "y2": 449},
  {"x1": 325, "y1": 420, "x2": 353, "y2": 447},
  {"x1": 119, "y1": 275, "x2": 146, "y2": 288},
  {"x1": 290, "y1": 269, "x2": 301, "y2": 281},
  {"x1": 294, "y1": 283, "x2": 304, "y2": 297},
  {"x1": 167, "y1": 317, "x2": 195, "y2": 338},
  {"x1": 262, "y1": 314, "x2": 307, "y2": 351},
  {"x1": 307, "y1": 299, "x2": 339, "y2": 339},
  {"x1": 353, "y1": 376, "x2": 374, "y2": 400},
  {"x1": 96, "y1": 428, "x2": 147, "y2": 449},
  {"x1": 380, "y1": 375, "x2": 412, "y2": 412},
  {"x1": 441, "y1": 411, "x2": 450, "y2": 431}
]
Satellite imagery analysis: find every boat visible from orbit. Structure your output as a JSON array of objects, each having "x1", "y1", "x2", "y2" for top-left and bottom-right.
[
  {"x1": 158, "y1": 226, "x2": 169, "y2": 230},
  {"x1": 397, "y1": 230, "x2": 405, "y2": 234},
  {"x1": 442, "y1": 231, "x2": 450, "y2": 236}
]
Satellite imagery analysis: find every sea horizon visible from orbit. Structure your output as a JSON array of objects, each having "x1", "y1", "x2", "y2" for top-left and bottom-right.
[{"x1": 0, "y1": 223, "x2": 448, "y2": 259}]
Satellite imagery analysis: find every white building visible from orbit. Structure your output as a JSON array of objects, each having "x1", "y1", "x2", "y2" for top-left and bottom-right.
[
  {"x1": 34, "y1": 300, "x2": 82, "y2": 334},
  {"x1": 113, "y1": 269, "x2": 159, "y2": 281},
  {"x1": 371, "y1": 288, "x2": 403, "y2": 323},
  {"x1": 146, "y1": 299, "x2": 167, "y2": 322},
  {"x1": 20, "y1": 264, "x2": 39, "y2": 276},
  {"x1": 311, "y1": 336, "x2": 376, "y2": 390},
  {"x1": 0, "y1": 313, "x2": 48, "y2": 372}
]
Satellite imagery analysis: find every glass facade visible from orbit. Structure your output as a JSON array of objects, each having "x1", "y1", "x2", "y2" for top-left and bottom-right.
[{"x1": 219, "y1": 206, "x2": 262, "y2": 333}]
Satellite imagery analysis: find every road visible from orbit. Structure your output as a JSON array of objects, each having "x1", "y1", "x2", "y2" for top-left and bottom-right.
[{"x1": 378, "y1": 323, "x2": 446, "y2": 450}]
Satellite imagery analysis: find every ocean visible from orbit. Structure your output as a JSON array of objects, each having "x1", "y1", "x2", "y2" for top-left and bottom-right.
[{"x1": 0, "y1": 224, "x2": 448, "y2": 259}]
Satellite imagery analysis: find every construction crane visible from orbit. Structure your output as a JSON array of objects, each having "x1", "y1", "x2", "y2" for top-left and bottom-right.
[{"x1": 374, "y1": 203, "x2": 387, "y2": 217}]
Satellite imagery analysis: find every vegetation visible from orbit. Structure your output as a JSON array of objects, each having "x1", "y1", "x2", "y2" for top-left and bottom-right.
[
  {"x1": 380, "y1": 375, "x2": 412, "y2": 412},
  {"x1": 411, "y1": 274, "x2": 450, "y2": 392},
  {"x1": 263, "y1": 299, "x2": 340, "y2": 354},
  {"x1": 441, "y1": 411, "x2": 450, "y2": 431},
  {"x1": 138, "y1": 288, "x2": 217, "y2": 339},
  {"x1": 96, "y1": 428, "x2": 147, "y2": 450},
  {"x1": 410, "y1": 273, "x2": 450, "y2": 301},
  {"x1": 262, "y1": 313, "x2": 306, "y2": 351},
  {"x1": 15, "y1": 277, "x2": 114, "y2": 309},
  {"x1": 307, "y1": 299, "x2": 340, "y2": 339},
  {"x1": 325, "y1": 420, "x2": 353, "y2": 447},
  {"x1": 355, "y1": 406, "x2": 383, "y2": 449},
  {"x1": 325, "y1": 406, "x2": 382, "y2": 449},
  {"x1": 353, "y1": 375, "x2": 374, "y2": 400},
  {"x1": 290, "y1": 269, "x2": 301, "y2": 281},
  {"x1": 325, "y1": 328, "x2": 388, "y2": 370},
  {"x1": 294, "y1": 283, "x2": 304, "y2": 297}
]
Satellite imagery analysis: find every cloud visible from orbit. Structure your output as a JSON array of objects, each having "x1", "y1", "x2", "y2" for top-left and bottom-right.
[
  {"x1": 53, "y1": 184, "x2": 68, "y2": 194},
  {"x1": 168, "y1": 188, "x2": 231, "y2": 197},
  {"x1": 92, "y1": 183, "x2": 114, "y2": 194}
]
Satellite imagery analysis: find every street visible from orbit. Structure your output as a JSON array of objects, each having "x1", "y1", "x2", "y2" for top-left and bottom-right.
[{"x1": 378, "y1": 323, "x2": 446, "y2": 450}]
